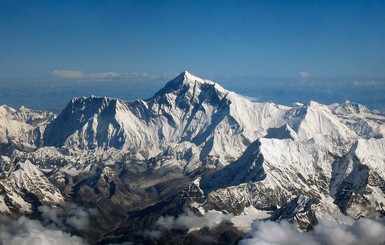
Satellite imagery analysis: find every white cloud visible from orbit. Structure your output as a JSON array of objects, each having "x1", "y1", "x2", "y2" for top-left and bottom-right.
[
  {"x1": 239, "y1": 217, "x2": 385, "y2": 245},
  {"x1": 90, "y1": 72, "x2": 120, "y2": 79},
  {"x1": 119, "y1": 72, "x2": 160, "y2": 80},
  {"x1": 38, "y1": 205, "x2": 98, "y2": 231},
  {"x1": 52, "y1": 70, "x2": 175, "y2": 82},
  {"x1": 65, "y1": 204, "x2": 98, "y2": 230},
  {"x1": 39, "y1": 205, "x2": 61, "y2": 225},
  {"x1": 298, "y1": 71, "x2": 311, "y2": 78},
  {"x1": 52, "y1": 70, "x2": 85, "y2": 79},
  {"x1": 155, "y1": 209, "x2": 232, "y2": 232},
  {"x1": 143, "y1": 209, "x2": 233, "y2": 238},
  {"x1": 0, "y1": 215, "x2": 87, "y2": 245}
]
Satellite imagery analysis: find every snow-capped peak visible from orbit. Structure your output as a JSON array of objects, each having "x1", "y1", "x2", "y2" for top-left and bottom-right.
[
  {"x1": 330, "y1": 100, "x2": 371, "y2": 115},
  {"x1": 153, "y1": 71, "x2": 227, "y2": 99},
  {"x1": 285, "y1": 100, "x2": 357, "y2": 144},
  {"x1": 181, "y1": 71, "x2": 215, "y2": 85},
  {"x1": 0, "y1": 105, "x2": 17, "y2": 117}
]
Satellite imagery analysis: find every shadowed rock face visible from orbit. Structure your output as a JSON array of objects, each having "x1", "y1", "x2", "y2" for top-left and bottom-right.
[
  {"x1": 1, "y1": 72, "x2": 385, "y2": 244},
  {"x1": 270, "y1": 195, "x2": 319, "y2": 231}
]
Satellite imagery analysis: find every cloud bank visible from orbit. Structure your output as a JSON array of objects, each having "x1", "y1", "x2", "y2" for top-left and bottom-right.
[
  {"x1": 52, "y1": 70, "x2": 175, "y2": 82},
  {"x1": 52, "y1": 70, "x2": 85, "y2": 79},
  {"x1": 0, "y1": 205, "x2": 97, "y2": 244},
  {"x1": 0, "y1": 215, "x2": 87, "y2": 245},
  {"x1": 142, "y1": 207, "x2": 385, "y2": 245},
  {"x1": 240, "y1": 217, "x2": 385, "y2": 245}
]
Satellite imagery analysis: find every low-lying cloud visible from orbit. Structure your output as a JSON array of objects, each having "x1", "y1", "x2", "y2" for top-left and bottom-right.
[
  {"x1": 39, "y1": 204, "x2": 98, "y2": 231},
  {"x1": 0, "y1": 204, "x2": 98, "y2": 244},
  {"x1": 144, "y1": 209, "x2": 233, "y2": 238},
  {"x1": 0, "y1": 215, "x2": 87, "y2": 245},
  {"x1": 144, "y1": 208, "x2": 385, "y2": 245},
  {"x1": 156, "y1": 209, "x2": 233, "y2": 231},
  {"x1": 240, "y1": 217, "x2": 385, "y2": 245}
]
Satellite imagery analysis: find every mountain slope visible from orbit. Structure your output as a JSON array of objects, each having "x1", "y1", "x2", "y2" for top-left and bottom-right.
[
  {"x1": 0, "y1": 156, "x2": 64, "y2": 214},
  {"x1": 0, "y1": 105, "x2": 54, "y2": 151}
]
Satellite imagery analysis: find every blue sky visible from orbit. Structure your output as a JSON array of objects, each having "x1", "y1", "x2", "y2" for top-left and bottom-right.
[
  {"x1": 0, "y1": 1, "x2": 385, "y2": 112},
  {"x1": 1, "y1": 0, "x2": 385, "y2": 78}
]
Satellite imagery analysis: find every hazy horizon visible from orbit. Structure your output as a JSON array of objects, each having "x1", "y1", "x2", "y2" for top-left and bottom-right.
[{"x1": 1, "y1": 72, "x2": 384, "y2": 114}]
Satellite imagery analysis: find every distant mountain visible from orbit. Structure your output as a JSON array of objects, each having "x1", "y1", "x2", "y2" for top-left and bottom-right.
[{"x1": 1, "y1": 71, "x2": 385, "y2": 244}]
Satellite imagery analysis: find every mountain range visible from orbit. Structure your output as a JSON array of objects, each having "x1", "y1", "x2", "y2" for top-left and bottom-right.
[{"x1": 1, "y1": 71, "x2": 385, "y2": 244}]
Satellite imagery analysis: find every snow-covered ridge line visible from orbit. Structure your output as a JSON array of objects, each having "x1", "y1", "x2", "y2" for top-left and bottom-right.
[{"x1": 2, "y1": 71, "x2": 385, "y2": 165}]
